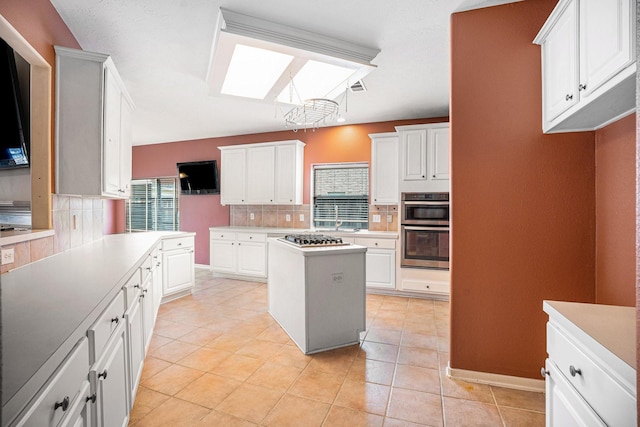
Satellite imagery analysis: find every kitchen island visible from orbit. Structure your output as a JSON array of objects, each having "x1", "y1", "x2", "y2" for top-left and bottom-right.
[{"x1": 267, "y1": 236, "x2": 367, "y2": 354}]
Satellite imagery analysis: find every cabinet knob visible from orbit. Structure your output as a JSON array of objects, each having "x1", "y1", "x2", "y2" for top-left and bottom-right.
[
  {"x1": 134, "y1": 284, "x2": 140, "y2": 289},
  {"x1": 54, "y1": 396, "x2": 70, "y2": 411},
  {"x1": 422, "y1": 175, "x2": 425, "y2": 178},
  {"x1": 110, "y1": 316, "x2": 119, "y2": 324},
  {"x1": 177, "y1": 243, "x2": 182, "y2": 246},
  {"x1": 565, "y1": 94, "x2": 573, "y2": 101},
  {"x1": 146, "y1": 267, "x2": 151, "y2": 271},
  {"x1": 569, "y1": 365, "x2": 581, "y2": 377},
  {"x1": 432, "y1": 174, "x2": 436, "y2": 178},
  {"x1": 578, "y1": 83, "x2": 587, "y2": 91},
  {"x1": 98, "y1": 369, "x2": 108, "y2": 380},
  {"x1": 540, "y1": 367, "x2": 549, "y2": 378},
  {"x1": 86, "y1": 394, "x2": 97, "y2": 404}
]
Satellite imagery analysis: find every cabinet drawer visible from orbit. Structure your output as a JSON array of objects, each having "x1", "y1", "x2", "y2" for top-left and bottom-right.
[
  {"x1": 210, "y1": 231, "x2": 236, "y2": 241},
  {"x1": 122, "y1": 269, "x2": 141, "y2": 310},
  {"x1": 16, "y1": 338, "x2": 90, "y2": 427},
  {"x1": 401, "y1": 279, "x2": 448, "y2": 294},
  {"x1": 162, "y1": 236, "x2": 194, "y2": 251},
  {"x1": 237, "y1": 232, "x2": 267, "y2": 243},
  {"x1": 355, "y1": 237, "x2": 396, "y2": 250},
  {"x1": 547, "y1": 322, "x2": 636, "y2": 426},
  {"x1": 88, "y1": 290, "x2": 125, "y2": 364}
]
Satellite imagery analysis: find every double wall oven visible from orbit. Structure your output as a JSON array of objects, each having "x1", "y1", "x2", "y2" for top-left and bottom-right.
[{"x1": 400, "y1": 192, "x2": 449, "y2": 269}]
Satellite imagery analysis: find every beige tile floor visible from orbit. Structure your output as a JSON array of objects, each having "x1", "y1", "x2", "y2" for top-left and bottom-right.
[{"x1": 129, "y1": 268, "x2": 545, "y2": 426}]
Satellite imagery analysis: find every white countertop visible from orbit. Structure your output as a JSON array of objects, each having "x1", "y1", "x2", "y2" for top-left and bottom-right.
[
  {"x1": 543, "y1": 300, "x2": 635, "y2": 368},
  {"x1": 1, "y1": 231, "x2": 193, "y2": 415},
  {"x1": 210, "y1": 226, "x2": 398, "y2": 239},
  {"x1": 268, "y1": 237, "x2": 367, "y2": 256}
]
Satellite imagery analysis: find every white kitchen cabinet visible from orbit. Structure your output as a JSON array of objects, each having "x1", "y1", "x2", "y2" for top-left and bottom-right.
[
  {"x1": 219, "y1": 140, "x2": 304, "y2": 205},
  {"x1": 58, "y1": 380, "x2": 92, "y2": 427},
  {"x1": 542, "y1": 301, "x2": 636, "y2": 426},
  {"x1": 90, "y1": 321, "x2": 130, "y2": 427},
  {"x1": 141, "y1": 273, "x2": 155, "y2": 351},
  {"x1": 210, "y1": 230, "x2": 267, "y2": 279},
  {"x1": 14, "y1": 338, "x2": 91, "y2": 427},
  {"x1": 151, "y1": 244, "x2": 163, "y2": 317},
  {"x1": 354, "y1": 237, "x2": 396, "y2": 290},
  {"x1": 162, "y1": 235, "x2": 195, "y2": 300},
  {"x1": 125, "y1": 287, "x2": 144, "y2": 408},
  {"x1": 54, "y1": 46, "x2": 134, "y2": 198},
  {"x1": 370, "y1": 132, "x2": 399, "y2": 204},
  {"x1": 220, "y1": 148, "x2": 247, "y2": 205},
  {"x1": 534, "y1": 0, "x2": 636, "y2": 133},
  {"x1": 274, "y1": 143, "x2": 304, "y2": 204},
  {"x1": 396, "y1": 123, "x2": 450, "y2": 193}
]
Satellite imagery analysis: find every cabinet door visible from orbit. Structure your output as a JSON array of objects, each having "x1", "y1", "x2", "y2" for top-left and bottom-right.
[
  {"x1": 365, "y1": 249, "x2": 396, "y2": 289},
  {"x1": 151, "y1": 249, "x2": 163, "y2": 316},
  {"x1": 274, "y1": 144, "x2": 299, "y2": 204},
  {"x1": 103, "y1": 66, "x2": 123, "y2": 197},
  {"x1": 236, "y1": 242, "x2": 266, "y2": 277},
  {"x1": 429, "y1": 127, "x2": 449, "y2": 181},
  {"x1": 246, "y1": 145, "x2": 276, "y2": 203},
  {"x1": 371, "y1": 136, "x2": 399, "y2": 204},
  {"x1": 162, "y1": 248, "x2": 195, "y2": 296},
  {"x1": 59, "y1": 380, "x2": 92, "y2": 427},
  {"x1": 579, "y1": 0, "x2": 633, "y2": 99},
  {"x1": 545, "y1": 360, "x2": 605, "y2": 427},
  {"x1": 118, "y1": 96, "x2": 133, "y2": 198},
  {"x1": 92, "y1": 322, "x2": 129, "y2": 427},
  {"x1": 126, "y1": 292, "x2": 144, "y2": 406},
  {"x1": 402, "y1": 129, "x2": 427, "y2": 181},
  {"x1": 220, "y1": 148, "x2": 247, "y2": 204},
  {"x1": 541, "y1": 0, "x2": 579, "y2": 122},
  {"x1": 141, "y1": 276, "x2": 155, "y2": 351},
  {"x1": 211, "y1": 239, "x2": 236, "y2": 273}
]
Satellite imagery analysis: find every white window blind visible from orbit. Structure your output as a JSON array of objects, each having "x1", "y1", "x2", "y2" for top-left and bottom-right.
[
  {"x1": 313, "y1": 164, "x2": 369, "y2": 230},
  {"x1": 126, "y1": 178, "x2": 179, "y2": 232}
]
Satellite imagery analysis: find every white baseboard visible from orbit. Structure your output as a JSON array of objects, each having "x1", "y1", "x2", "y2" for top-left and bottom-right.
[
  {"x1": 446, "y1": 363, "x2": 545, "y2": 393},
  {"x1": 195, "y1": 264, "x2": 209, "y2": 270}
]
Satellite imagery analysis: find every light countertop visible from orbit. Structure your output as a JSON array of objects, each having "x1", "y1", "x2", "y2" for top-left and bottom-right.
[
  {"x1": 0, "y1": 229, "x2": 55, "y2": 246},
  {"x1": 543, "y1": 300, "x2": 635, "y2": 368}
]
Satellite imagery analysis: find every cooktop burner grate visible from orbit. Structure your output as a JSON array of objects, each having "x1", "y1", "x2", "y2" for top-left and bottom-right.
[{"x1": 282, "y1": 233, "x2": 349, "y2": 247}]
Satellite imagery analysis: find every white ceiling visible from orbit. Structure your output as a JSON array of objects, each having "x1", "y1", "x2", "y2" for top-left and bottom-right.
[{"x1": 49, "y1": 0, "x2": 519, "y2": 146}]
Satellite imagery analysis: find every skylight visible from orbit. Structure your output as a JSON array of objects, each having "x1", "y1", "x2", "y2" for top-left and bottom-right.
[{"x1": 276, "y1": 60, "x2": 356, "y2": 104}]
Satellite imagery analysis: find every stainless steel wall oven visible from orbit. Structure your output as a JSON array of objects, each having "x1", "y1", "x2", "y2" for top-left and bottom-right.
[{"x1": 400, "y1": 192, "x2": 449, "y2": 269}]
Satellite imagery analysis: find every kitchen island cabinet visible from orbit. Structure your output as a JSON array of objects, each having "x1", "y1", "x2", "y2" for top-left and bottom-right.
[
  {"x1": 1, "y1": 231, "x2": 193, "y2": 427},
  {"x1": 267, "y1": 237, "x2": 366, "y2": 354},
  {"x1": 161, "y1": 235, "x2": 195, "y2": 301}
]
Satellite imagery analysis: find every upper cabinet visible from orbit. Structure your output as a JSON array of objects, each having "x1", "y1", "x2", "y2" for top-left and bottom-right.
[
  {"x1": 534, "y1": 0, "x2": 636, "y2": 133},
  {"x1": 219, "y1": 140, "x2": 304, "y2": 205},
  {"x1": 396, "y1": 123, "x2": 450, "y2": 193},
  {"x1": 55, "y1": 46, "x2": 135, "y2": 198},
  {"x1": 370, "y1": 132, "x2": 399, "y2": 204}
]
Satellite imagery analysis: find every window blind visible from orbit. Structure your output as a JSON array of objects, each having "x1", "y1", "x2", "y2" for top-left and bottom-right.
[
  {"x1": 126, "y1": 178, "x2": 178, "y2": 232},
  {"x1": 313, "y1": 165, "x2": 369, "y2": 229}
]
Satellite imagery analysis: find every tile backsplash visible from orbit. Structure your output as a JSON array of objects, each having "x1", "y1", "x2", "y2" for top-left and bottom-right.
[
  {"x1": 0, "y1": 195, "x2": 106, "y2": 273},
  {"x1": 229, "y1": 203, "x2": 399, "y2": 232}
]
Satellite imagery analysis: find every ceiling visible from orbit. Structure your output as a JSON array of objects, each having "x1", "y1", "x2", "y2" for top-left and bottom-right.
[{"x1": 49, "y1": 0, "x2": 520, "y2": 146}]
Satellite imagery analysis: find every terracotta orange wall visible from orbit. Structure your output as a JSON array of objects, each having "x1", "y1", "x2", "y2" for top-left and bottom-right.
[
  {"x1": 450, "y1": 0, "x2": 596, "y2": 379},
  {"x1": 131, "y1": 118, "x2": 445, "y2": 265},
  {"x1": 595, "y1": 114, "x2": 636, "y2": 306}
]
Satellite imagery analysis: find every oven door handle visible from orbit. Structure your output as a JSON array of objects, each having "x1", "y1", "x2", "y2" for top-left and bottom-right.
[
  {"x1": 403, "y1": 226, "x2": 449, "y2": 231},
  {"x1": 402, "y1": 201, "x2": 449, "y2": 206}
]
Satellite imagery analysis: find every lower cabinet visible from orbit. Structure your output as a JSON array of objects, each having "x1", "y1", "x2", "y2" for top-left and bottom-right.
[
  {"x1": 58, "y1": 380, "x2": 92, "y2": 427},
  {"x1": 90, "y1": 321, "x2": 130, "y2": 427},
  {"x1": 141, "y1": 273, "x2": 155, "y2": 351},
  {"x1": 354, "y1": 237, "x2": 396, "y2": 290},
  {"x1": 162, "y1": 235, "x2": 195, "y2": 299},
  {"x1": 15, "y1": 338, "x2": 91, "y2": 427},
  {"x1": 125, "y1": 287, "x2": 145, "y2": 408},
  {"x1": 151, "y1": 244, "x2": 163, "y2": 317},
  {"x1": 210, "y1": 231, "x2": 267, "y2": 278}
]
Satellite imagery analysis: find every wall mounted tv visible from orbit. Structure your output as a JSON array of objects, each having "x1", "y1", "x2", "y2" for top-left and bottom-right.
[
  {"x1": 177, "y1": 160, "x2": 220, "y2": 195},
  {"x1": 0, "y1": 38, "x2": 29, "y2": 170}
]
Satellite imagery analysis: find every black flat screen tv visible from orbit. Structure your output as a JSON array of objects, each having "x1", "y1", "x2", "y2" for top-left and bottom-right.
[
  {"x1": 0, "y1": 38, "x2": 29, "y2": 170},
  {"x1": 177, "y1": 160, "x2": 220, "y2": 195}
]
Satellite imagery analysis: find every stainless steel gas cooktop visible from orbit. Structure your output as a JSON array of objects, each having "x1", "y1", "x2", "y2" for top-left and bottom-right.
[{"x1": 281, "y1": 234, "x2": 349, "y2": 247}]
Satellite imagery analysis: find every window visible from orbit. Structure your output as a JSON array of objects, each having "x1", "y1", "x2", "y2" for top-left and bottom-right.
[
  {"x1": 126, "y1": 178, "x2": 179, "y2": 232},
  {"x1": 313, "y1": 163, "x2": 369, "y2": 230}
]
